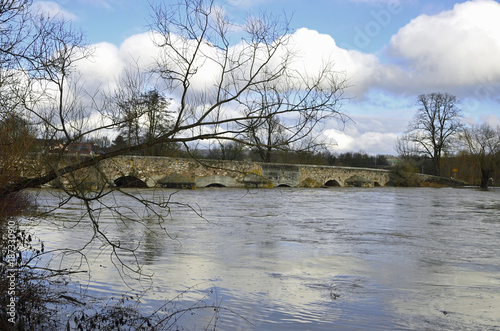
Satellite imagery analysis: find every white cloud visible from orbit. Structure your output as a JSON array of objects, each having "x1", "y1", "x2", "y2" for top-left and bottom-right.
[
  {"x1": 119, "y1": 32, "x2": 158, "y2": 69},
  {"x1": 285, "y1": 28, "x2": 382, "y2": 97},
  {"x1": 32, "y1": 1, "x2": 77, "y2": 20},
  {"x1": 76, "y1": 42, "x2": 124, "y2": 93},
  {"x1": 113, "y1": 28, "x2": 381, "y2": 97},
  {"x1": 76, "y1": 33, "x2": 165, "y2": 93},
  {"x1": 323, "y1": 129, "x2": 355, "y2": 151},
  {"x1": 74, "y1": 27, "x2": 383, "y2": 100},
  {"x1": 479, "y1": 114, "x2": 500, "y2": 127},
  {"x1": 322, "y1": 112, "x2": 404, "y2": 155},
  {"x1": 386, "y1": 0, "x2": 500, "y2": 93},
  {"x1": 75, "y1": 32, "x2": 232, "y2": 100},
  {"x1": 354, "y1": 131, "x2": 399, "y2": 154},
  {"x1": 323, "y1": 126, "x2": 399, "y2": 155},
  {"x1": 70, "y1": 28, "x2": 402, "y2": 154}
]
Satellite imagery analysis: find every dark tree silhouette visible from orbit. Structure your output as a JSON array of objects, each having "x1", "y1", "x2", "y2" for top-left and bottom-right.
[
  {"x1": 459, "y1": 123, "x2": 500, "y2": 188},
  {"x1": 403, "y1": 93, "x2": 463, "y2": 175}
]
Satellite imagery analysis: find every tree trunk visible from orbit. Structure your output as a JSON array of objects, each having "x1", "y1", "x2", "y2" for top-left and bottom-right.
[
  {"x1": 432, "y1": 156, "x2": 440, "y2": 176},
  {"x1": 480, "y1": 168, "x2": 491, "y2": 189}
]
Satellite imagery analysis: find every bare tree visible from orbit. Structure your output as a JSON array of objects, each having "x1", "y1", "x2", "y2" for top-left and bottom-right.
[
  {"x1": 242, "y1": 62, "x2": 348, "y2": 162},
  {"x1": 1, "y1": 0, "x2": 91, "y2": 189},
  {"x1": 404, "y1": 92, "x2": 463, "y2": 175},
  {"x1": 108, "y1": 65, "x2": 173, "y2": 155},
  {"x1": 247, "y1": 114, "x2": 288, "y2": 162},
  {"x1": 395, "y1": 134, "x2": 419, "y2": 161},
  {"x1": 0, "y1": 113, "x2": 36, "y2": 216},
  {"x1": 208, "y1": 140, "x2": 246, "y2": 161},
  {"x1": 141, "y1": 89, "x2": 172, "y2": 143},
  {"x1": 109, "y1": 66, "x2": 150, "y2": 148},
  {"x1": 458, "y1": 123, "x2": 500, "y2": 188},
  {"x1": 1, "y1": 1, "x2": 32, "y2": 115},
  {"x1": 149, "y1": 0, "x2": 348, "y2": 159}
]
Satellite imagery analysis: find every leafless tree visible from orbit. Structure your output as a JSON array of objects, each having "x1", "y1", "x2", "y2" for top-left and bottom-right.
[
  {"x1": 141, "y1": 90, "x2": 172, "y2": 142},
  {"x1": 207, "y1": 140, "x2": 246, "y2": 161},
  {"x1": 458, "y1": 123, "x2": 500, "y2": 188},
  {"x1": 0, "y1": 113, "x2": 36, "y2": 218},
  {"x1": 404, "y1": 92, "x2": 463, "y2": 175},
  {"x1": 1, "y1": 1, "x2": 31, "y2": 114},
  {"x1": 149, "y1": 0, "x2": 348, "y2": 159},
  {"x1": 1, "y1": 0, "x2": 90, "y2": 188},
  {"x1": 395, "y1": 134, "x2": 419, "y2": 161}
]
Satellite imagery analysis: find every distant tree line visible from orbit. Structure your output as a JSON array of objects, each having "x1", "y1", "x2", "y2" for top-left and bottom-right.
[
  {"x1": 79, "y1": 134, "x2": 393, "y2": 169},
  {"x1": 201, "y1": 142, "x2": 390, "y2": 168}
]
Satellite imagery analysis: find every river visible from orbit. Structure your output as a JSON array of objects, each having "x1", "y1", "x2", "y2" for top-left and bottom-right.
[{"x1": 29, "y1": 187, "x2": 500, "y2": 330}]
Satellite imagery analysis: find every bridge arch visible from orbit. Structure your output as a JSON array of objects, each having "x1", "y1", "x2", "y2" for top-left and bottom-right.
[
  {"x1": 195, "y1": 175, "x2": 235, "y2": 188},
  {"x1": 157, "y1": 173, "x2": 195, "y2": 189},
  {"x1": 114, "y1": 175, "x2": 148, "y2": 188},
  {"x1": 205, "y1": 183, "x2": 227, "y2": 188},
  {"x1": 345, "y1": 175, "x2": 372, "y2": 188},
  {"x1": 324, "y1": 179, "x2": 341, "y2": 187}
]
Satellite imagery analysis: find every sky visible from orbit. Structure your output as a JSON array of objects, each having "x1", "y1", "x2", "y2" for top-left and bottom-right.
[{"x1": 32, "y1": 0, "x2": 500, "y2": 155}]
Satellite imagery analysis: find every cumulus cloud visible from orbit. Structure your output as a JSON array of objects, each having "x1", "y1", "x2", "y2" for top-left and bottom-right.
[
  {"x1": 352, "y1": 131, "x2": 399, "y2": 154},
  {"x1": 95, "y1": 28, "x2": 379, "y2": 96},
  {"x1": 119, "y1": 32, "x2": 158, "y2": 69},
  {"x1": 32, "y1": 1, "x2": 77, "y2": 20},
  {"x1": 75, "y1": 32, "x2": 215, "y2": 96},
  {"x1": 320, "y1": 92, "x2": 415, "y2": 155},
  {"x1": 75, "y1": 42, "x2": 124, "y2": 93},
  {"x1": 285, "y1": 28, "x2": 382, "y2": 96},
  {"x1": 73, "y1": 26, "x2": 384, "y2": 100},
  {"x1": 267, "y1": 0, "x2": 500, "y2": 104},
  {"x1": 323, "y1": 126, "x2": 399, "y2": 155},
  {"x1": 386, "y1": 0, "x2": 500, "y2": 94}
]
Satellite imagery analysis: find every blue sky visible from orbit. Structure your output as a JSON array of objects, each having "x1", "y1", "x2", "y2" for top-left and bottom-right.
[
  {"x1": 34, "y1": 0, "x2": 500, "y2": 155},
  {"x1": 49, "y1": 0, "x2": 458, "y2": 52}
]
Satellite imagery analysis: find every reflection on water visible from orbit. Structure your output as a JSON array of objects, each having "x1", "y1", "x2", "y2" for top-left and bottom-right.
[{"x1": 31, "y1": 187, "x2": 500, "y2": 330}]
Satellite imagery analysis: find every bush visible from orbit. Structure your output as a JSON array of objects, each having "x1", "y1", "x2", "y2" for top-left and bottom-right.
[{"x1": 388, "y1": 162, "x2": 419, "y2": 187}]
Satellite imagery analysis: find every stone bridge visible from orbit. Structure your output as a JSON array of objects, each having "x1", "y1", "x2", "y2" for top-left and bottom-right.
[{"x1": 92, "y1": 156, "x2": 392, "y2": 189}]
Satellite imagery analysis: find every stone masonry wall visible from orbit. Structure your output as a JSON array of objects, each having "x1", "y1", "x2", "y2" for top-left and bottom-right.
[
  {"x1": 97, "y1": 156, "x2": 391, "y2": 188},
  {"x1": 24, "y1": 155, "x2": 465, "y2": 189}
]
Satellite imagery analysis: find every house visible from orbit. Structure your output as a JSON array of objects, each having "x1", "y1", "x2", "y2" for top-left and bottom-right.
[{"x1": 66, "y1": 142, "x2": 104, "y2": 155}]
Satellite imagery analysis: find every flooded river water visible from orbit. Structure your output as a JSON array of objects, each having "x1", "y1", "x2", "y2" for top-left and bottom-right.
[{"x1": 31, "y1": 187, "x2": 500, "y2": 330}]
